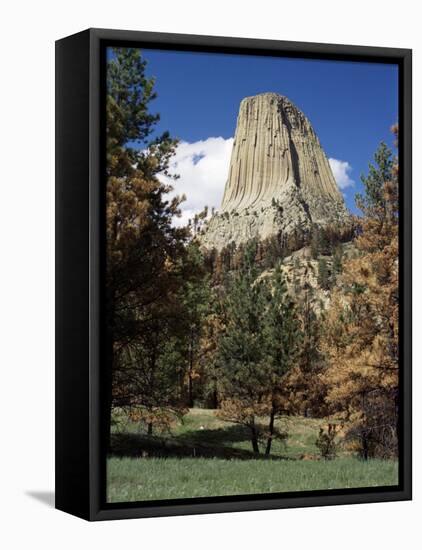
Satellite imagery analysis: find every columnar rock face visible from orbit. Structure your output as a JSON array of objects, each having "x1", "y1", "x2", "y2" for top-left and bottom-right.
[{"x1": 200, "y1": 93, "x2": 349, "y2": 250}]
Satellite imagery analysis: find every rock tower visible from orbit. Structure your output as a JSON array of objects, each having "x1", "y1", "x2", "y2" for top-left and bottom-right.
[{"x1": 200, "y1": 93, "x2": 349, "y2": 250}]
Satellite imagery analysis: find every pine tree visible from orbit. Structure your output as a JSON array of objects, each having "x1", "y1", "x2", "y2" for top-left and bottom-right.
[
  {"x1": 332, "y1": 245, "x2": 343, "y2": 275},
  {"x1": 322, "y1": 131, "x2": 399, "y2": 458},
  {"x1": 199, "y1": 291, "x2": 226, "y2": 409},
  {"x1": 317, "y1": 257, "x2": 330, "y2": 290},
  {"x1": 356, "y1": 141, "x2": 394, "y2": 215},
  {"x1": 105, "y1": 48, "x2": 191, "y2": 444},
  {"x1": 217, "y1": 242, "x2": 270, "y2": 453},
  {"x1": 282, "y1": 288, "x2": 328, "y2": 418},
  {"x1": 180, "y1": 242, "x2": 211, "y2": 407},
  {"x1": 217, "y1": 255, "x2": 304, "y2": 455},
  {"x1": 262, "y1": 265, "x2": 302, "y2": 454},
  {"x1": 310, "y1": 225, "x2": 322, "y2": 258},
  {"x1": 310, "y1": 224, "x2": 330, "y2": 258}
]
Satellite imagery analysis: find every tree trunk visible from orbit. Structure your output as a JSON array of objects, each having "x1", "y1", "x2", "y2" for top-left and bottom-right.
[
  {"x1": 104, "y1": 220, "x2": 119, "y2": 456},
  {"x1": 265, "y1": 406, "x2": 276, "y2": 456},
  {"x1": 212, "y1": 386, "x2": 218, "y2": 409},
  {"x1": 188, "y1": 372, "x2": 193, "y2": 408},
  {"x1": 362, "y1": 432, "x2": 369, "y2": 460},
  {"x1": 188, "y1": 330, "x2": 194, "y2": 407},
  {"x1": 250, "y1": 423, "x2": 260, "y2": 454},
  {"x1": 361, "y1": 393, "x2": 369, "y2": 460},
  {"x1": 104, "y1": 334, "x2": 114, "y2": 455},
  {"x1": 147, "y1": 422, "x2": 153, "y2": 436}
]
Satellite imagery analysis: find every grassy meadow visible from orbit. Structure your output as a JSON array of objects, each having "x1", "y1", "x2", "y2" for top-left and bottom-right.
[{"x1": 107, "y1": 408, "x2": 398, "y2": 503}]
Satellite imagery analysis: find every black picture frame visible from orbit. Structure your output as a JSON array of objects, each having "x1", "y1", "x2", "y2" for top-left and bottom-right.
[{"x1": 55, "y1": 28, "x2": 412, "y2": 521}]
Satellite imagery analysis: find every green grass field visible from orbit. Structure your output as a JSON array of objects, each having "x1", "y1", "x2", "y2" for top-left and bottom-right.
[{"x1": 107, "y1": 408, "x2": 398, "y2": 503}]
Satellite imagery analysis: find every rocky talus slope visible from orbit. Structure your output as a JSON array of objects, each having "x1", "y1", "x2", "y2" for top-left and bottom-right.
[
  {"x1": 257, "y1": 242, "x2": 357, "y2": 313},
  {"x1": 200, "y1": 93, "x2": 349, "y2": 250}
]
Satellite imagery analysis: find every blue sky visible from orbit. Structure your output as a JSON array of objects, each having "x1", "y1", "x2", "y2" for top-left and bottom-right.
[{"x1": 108, "y1": 47, "x2": 398, "y2": 221}]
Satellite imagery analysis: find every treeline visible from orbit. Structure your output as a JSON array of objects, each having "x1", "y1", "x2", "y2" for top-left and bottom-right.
[
  {"x1": 106, "y1": 47, "x2": 399, "y2": 460},
  {"x1": 203, "y1": 221, "x2": 355, "y2": 284}
]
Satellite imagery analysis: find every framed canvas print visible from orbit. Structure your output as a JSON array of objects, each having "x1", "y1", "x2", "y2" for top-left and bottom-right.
[{"x1": 55, "y1": 28, "x2": 412, "y2": 521}]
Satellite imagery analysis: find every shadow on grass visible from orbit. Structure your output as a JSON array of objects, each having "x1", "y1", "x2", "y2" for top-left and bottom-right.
[
  {"x1": 111, "y1": 425, "x2": 292, "y2": 461},
  {"x1": 177, "y1": 424, "x2": 250, "y2": 446}
]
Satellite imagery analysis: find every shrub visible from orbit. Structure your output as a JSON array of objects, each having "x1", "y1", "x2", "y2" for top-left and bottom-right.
[{"x1": 315, "y1": 423, "x2": 338, "y2": 460}]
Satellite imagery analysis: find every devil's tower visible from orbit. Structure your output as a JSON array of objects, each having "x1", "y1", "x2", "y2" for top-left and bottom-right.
[{"x1": 200, "y1": 93, "x2": 349, "y2": 250}]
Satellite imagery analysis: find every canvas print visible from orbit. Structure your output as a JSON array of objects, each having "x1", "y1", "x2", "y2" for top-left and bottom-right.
[{"x1": 104, "y1": 46, "x2": 399, "y2": 503}]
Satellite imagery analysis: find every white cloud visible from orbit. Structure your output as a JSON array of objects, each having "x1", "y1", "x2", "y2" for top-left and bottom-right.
[
  {"x1": 159, "y1": 144, "x2": 353, "y2": 226},
  {"x1": 329, "y1": 158, "x2": 355, "y2": 190},
  {"x1": 158, "y1": 137, "x2": 233, "y2": 227}
]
